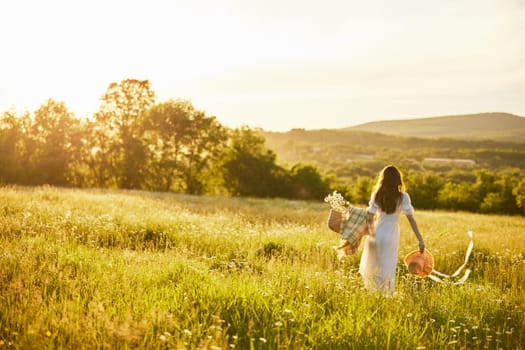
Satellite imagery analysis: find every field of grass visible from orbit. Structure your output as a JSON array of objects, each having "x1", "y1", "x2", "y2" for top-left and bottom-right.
[{"x1": 0, "y1": 186, "x2": 524, "y2": 349}]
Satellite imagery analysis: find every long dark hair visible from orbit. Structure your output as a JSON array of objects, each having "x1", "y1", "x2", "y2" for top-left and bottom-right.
[{"x1": 373, "y1": 165, "x2": 405, "y2": 214}]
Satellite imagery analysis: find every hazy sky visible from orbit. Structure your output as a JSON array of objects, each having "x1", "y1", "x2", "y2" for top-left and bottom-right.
[{"x1": 1, "y1": 0, "x2": 524, "y2": 131}]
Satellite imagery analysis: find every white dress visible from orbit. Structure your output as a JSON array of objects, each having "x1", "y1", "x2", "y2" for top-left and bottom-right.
[{"x1": 359, "y1": 192, "x2": 414, "y2": 295}]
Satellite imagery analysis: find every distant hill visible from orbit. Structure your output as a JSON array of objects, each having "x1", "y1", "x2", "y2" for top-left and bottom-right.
[
  {"x1": 259, "y1": 112, "x2": 525, "y2": 174},
  {"x1": 345, "y1": 112, "x2": 525, "y2": 142}
]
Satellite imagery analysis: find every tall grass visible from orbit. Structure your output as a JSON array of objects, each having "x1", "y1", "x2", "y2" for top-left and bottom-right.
[{"x1": 0, "y1": 186, "x2": 523, "y2": 349}]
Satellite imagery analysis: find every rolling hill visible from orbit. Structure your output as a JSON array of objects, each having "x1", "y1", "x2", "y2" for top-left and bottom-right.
[
  {"x1": 259, "y1": 112, "x2": 525, "y2": 173},
  {"x1": 345, "y1": 112, "x2": 525, "y2": 142}
]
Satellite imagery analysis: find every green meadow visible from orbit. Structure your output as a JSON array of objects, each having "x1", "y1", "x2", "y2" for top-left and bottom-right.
[{"x1": 0, "y1": 186, "x2": 523, "y2": 349}]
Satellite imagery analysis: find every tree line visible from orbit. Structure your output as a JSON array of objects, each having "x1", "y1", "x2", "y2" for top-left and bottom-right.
[
  {"x1": 1, "y1": 78, "x2": 523, "y2": 215},
  {"x1": 334, "y1": 167, "x2": 525, "y2": 215},
  {"x1": 0, "y1": 79, "x2": 330, "y2": 200}
]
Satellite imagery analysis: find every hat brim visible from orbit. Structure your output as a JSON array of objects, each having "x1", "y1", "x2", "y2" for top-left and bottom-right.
[{"x1": 404, "y1": 249, "x2": 434, "y2": 277}]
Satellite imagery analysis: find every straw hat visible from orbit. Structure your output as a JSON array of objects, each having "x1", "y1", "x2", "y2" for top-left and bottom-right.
[{"x1": 404, "y1": 249, "x2": 434, "y2": 277}]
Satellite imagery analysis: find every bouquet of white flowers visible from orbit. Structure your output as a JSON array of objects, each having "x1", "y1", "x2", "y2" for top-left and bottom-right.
[
  {"x1": 324, "y1": 191, "x2": 349, "y2": 212},
  {"x1": 324, "y1": 191, "x2": 350, "y2": 232}
]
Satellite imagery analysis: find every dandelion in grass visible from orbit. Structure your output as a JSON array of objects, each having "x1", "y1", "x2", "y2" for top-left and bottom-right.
[{"x1": 46, "y1": 331, "x2": 52, "y2": 337}]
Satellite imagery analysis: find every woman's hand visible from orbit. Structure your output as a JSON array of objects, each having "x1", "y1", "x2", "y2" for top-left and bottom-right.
[{"x1": 418, "y1": 241, "x2": 425, "y2": 253}]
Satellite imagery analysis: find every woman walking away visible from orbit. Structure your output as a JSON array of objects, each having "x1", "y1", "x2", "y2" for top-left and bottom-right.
[{"x1": 359, "y1": 165, "x2": 425, "y2": 296}]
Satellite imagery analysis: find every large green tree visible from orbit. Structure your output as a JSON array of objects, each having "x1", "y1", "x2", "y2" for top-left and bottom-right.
[
  {"x1": 29, "y1": 99, "x2": 81, "y2": 186},
  {"x1": 144, "y1": 99, "x2": 227, "y2": 193},
  {"x1": 179, "y1": 108, "x2": 227, "y2": 194},
  {"x1": 66, "y1": 119, "x2": 107, "y2": 188},
  {"x1": 289, "y1": 164, "x2": 331, "y2": 200},
  {"x1": 221, "y1": 127, "x2": 289, "y2": 197},
  {"x1": 143, "y1": 100, "x2": 191, "y2": 191},
  {"x1": 0, "y1": 111, "x2": 31, "y2": 184},
  {"x1": 93, "y1": 79, "x2": 155, "y2": 189}
]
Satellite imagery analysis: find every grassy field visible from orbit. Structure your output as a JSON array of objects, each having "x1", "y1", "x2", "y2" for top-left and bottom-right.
[{"x1": 0, "y1": 186, "x2": 523, "y2": 349}]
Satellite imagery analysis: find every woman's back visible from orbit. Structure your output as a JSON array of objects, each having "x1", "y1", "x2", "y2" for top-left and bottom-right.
[{"x1": 359, "y1": 166, "x2": 423, "y2": 296}]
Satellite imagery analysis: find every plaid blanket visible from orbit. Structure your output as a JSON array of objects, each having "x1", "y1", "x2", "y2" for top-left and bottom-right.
[{"x1": 339, "y1": 206, "x2": 368, "y2": 255}]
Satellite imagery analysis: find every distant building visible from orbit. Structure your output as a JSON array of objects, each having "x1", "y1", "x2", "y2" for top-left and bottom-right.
[
  {"x1": 355, "y1": 154, "x2": 374, "y2": 160},
  {"x1": 423, "y1": 157, "x2": 475, "y2": 166},
  {"x1": 344, "y1": 154, "x2": 374, "y2": 162}
]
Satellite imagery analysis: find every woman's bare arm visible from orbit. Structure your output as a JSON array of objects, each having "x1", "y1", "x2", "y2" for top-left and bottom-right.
[{"x1": 406, "y1": 214, "x2": 425, "y2": 253}]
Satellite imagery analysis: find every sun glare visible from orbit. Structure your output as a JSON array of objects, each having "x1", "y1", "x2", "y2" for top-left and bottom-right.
[{"x1": 0, "y1": 0, "x2": 523, "y2": 130}]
